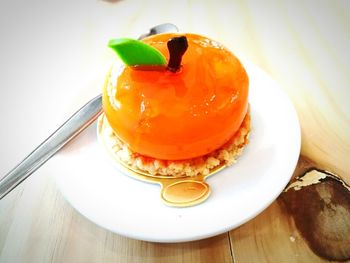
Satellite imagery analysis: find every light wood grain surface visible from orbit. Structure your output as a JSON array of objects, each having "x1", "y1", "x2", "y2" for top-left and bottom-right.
[{"x1": 1, "y1": 0, "x2": 349, "y2": 262}]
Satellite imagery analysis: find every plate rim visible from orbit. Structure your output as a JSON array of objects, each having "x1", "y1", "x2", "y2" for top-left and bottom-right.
[{"x1": 52, "y1": 60, "x2": 301, "y2": 243}]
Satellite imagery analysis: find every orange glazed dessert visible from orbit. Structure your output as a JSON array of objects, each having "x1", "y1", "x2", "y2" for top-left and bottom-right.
[{"x1": 98, "y1": 33, "x2": 250, "y2": 177}]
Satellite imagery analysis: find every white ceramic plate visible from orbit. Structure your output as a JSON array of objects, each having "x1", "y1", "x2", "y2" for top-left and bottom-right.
[{"x1": 51, "y1": 61, "x2": 300, "y2": 243}]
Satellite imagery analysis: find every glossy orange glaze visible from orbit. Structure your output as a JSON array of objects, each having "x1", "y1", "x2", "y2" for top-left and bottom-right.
[{"x1": 103, "y1": 33, "x2": 249, "y2": 160}]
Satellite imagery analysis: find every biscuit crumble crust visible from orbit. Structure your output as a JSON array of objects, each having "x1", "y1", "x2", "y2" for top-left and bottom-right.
[{"x1": 98, "y1": 110, "x2": 251, "y2": 178}]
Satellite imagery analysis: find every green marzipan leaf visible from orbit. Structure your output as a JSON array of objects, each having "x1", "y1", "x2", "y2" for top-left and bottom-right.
[{"x1": 108, "y1": 38, "x2": 167, "y2": 66}]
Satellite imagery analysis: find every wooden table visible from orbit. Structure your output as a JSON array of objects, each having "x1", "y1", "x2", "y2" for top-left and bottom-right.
[{"x1": 1, "y1": 0, "x2": 349, "y2": 262}]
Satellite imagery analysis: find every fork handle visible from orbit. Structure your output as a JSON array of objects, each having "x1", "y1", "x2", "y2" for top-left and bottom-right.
[{"x1": 0, "y1": 94, "x2": 102, "y2": 199}]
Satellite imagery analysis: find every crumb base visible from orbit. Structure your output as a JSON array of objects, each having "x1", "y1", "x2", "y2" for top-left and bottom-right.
[{"x1": 97, "y1": 110, "x2": 251, "y2": 178}]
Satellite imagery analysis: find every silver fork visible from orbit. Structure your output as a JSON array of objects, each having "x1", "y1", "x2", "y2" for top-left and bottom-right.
[{"x1": 0, "y1": 23, "x2": 178, "y2": 199}]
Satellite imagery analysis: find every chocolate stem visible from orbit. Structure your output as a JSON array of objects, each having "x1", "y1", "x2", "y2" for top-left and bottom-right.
[{"x1": 167, "y1": 36, "x2": 188, "y2": 72}]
